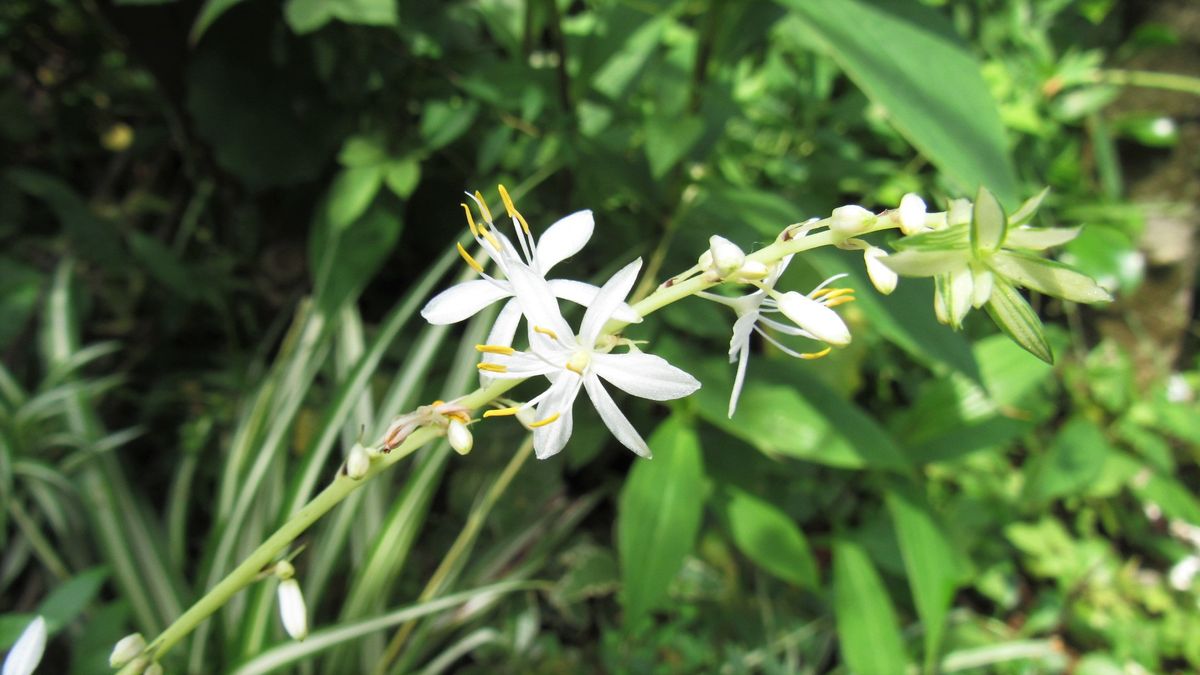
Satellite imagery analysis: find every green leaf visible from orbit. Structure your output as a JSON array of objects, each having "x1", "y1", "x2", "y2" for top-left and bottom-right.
[
  {"x1": 970, "y1": 186, "x2": 1006, "y2": 254},
  {"x1": 592, "y1": 16, "x2": 668, "y2": 99},
  {"x1": 834, "y1": 538, "x2": 909, "y2": 675},
  {"x1": 645, "y1": 115, "x2": 704, "y2": 179},
  {"x1": 189, "y1": 0, "x2": 249, "y2": 43},
  {"x1": 310, "y1": 195, "x2": 403, "y2": 314},
  {"x1": 984, "y1": 279, "x2": 1053, "y2": 364},
  {"x1": 0, "y1": 257, "x2": 41, "y2": 351},
  {"x1": 780, "y1": 0, "x2": 1019, "y2": 205},
  {"x1": 990, "y1": 251, "x2": 1112, "y2": 304},
  {"x1": 5, "y1": 169, "x2": 125, "y2": 267},
  {"x1": 721, "y1": 487, "x2": 818, "y2": 588},
  {"x1": 618, "y1": 415, "x2": 706, "y2": 621},
  {"x1": 692, "y1": 357, "x2": 908, "y2": 471},
  {"x1": 326, "y1": 166, "x2": 384, "y2": 231},
  {"x1": 419, "y1": 100, "x2": 480, "y2": 151},
  {"x1": 284, "y1": 0, "x2": 398, "y2": 35},
  {"x1": 36, "y1": 567, "x2": 108, "y2": 632},
  {"x1": 383, "y1": 158, "x2": 421, "y2": 199},
  {"x1": 887, "y1": 487, "x2": 959, "y2": 671},
  {"x1": 1024, "y1": 418, "x2": 1114, "y2": 503},
  {"x1": 338, "y1": 134, "x2": 389, "y2": 167}
]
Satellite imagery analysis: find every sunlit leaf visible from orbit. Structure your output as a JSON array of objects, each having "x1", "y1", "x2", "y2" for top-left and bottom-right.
[{"x1": 834, "y1": 538, "x2": 909, "y2": 675}]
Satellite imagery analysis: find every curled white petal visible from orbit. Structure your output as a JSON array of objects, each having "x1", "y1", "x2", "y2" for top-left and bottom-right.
[
  {"x1": 277, "y1": 578, "x2": 308, "y2": 641},
  {"x1": 864, "y1": 247, "x2": 898, "y2": 295},
  {"x1": 421, "y1": 280, "x2": 512, "y2": 324},
  {"x1": 897, "y1": 193, "x2": 928, "y2": 235},
  {"x1": 591, "y1": 352, "x2": 701, "y2": 401},
  {"x1": 3, "y1": 616, "x2": 46, "y2": 675},
  {"x1": 536, "y1": 210, "x2": 594, "y2": 273},
  {"x1": 584, "y1": 376, "x2": 651, "y2": 457},
  {"x1": 776, "y1": 292, "x2": 851, "y2": 346}
]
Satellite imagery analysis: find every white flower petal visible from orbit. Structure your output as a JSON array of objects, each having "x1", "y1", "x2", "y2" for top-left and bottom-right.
[
  {"x1": 504, "y1": 260, "x2": 574, "y2": 342},
  {"x1": 579, "y1": 258, "x2": 642, "y2": 346},
  {"x1": 898, "y1": 193, "x2": 928, "y2": 235},
  {"x1": 421, "y1": 279, "x2": 512, "y2": 325},
  {"x1": 729, "y1": 311, "x2": 759, "y2": 361},
  {"x1": 729, "y1": 340, "x2": 751, "y2": 418},
  {"x1": 487, "y1": 351, "x2": 560, "y2": 379},
  {"x1": 1004, "y1": 226, "x2": 1081, "y2": 250},
  {"x1": 881, "y1": 249, "x2": 970, "y2": 277},
  {"x1": 946, "y1": 266, "x2": 974, "y2": 328},
  {"x1": 3, "y1": 616, "x2": 46, "y2": 675},
  {"x1": 583, "y1": 375, "x2": 651, "y2": 457},
  {"x1": 532, "y1": 374, "x2": 583, "y2": 459},
  {"x1": 592, "y1": 352, "x2": 701, "y2": 401},
  {"x1": 864, "y1": 247, "x2": 898, "y2": 295},
  {"x1": 776, "y1": 292, "x2": 851, "y2": 346},
  {"x1": 971, "y1": 267, "x2": 994, "y2": 308},
  {"x1": 547, "y1": 279, "x2": 642, "y2": 322},
  {"x1": 479, "y1": 298, "x2": 524, "y2": 385},
  {"x1": 536, "y1": 210, "x2": 594, "y2": 273},
  {"x1": 277, "y1": 578, "x2": 307, "y2": 641}
]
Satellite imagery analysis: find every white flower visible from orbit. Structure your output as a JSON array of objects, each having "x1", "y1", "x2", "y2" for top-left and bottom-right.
[
  {"x1": 477, "y1": 258, "x2": 700, "y2": 459},
  {"x1": 421, "y1": 187, "x2": 638, "y2": 380},
  {"x1": 699, "y1": 258, "x2": 854, "y2": 417},
  {"x1": 897, "y1": 193, "x2": 928, "y2": 235},
  {"x1": 2, "y1": 616, "x2": 46, "y2": 675}
]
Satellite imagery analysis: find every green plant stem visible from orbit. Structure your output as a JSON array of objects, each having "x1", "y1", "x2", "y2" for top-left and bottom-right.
[
  {"x1": 122, "y1": 210, "x2": 904, "y2": 672},
  {"x1": 1089, "y1": 69, "x2": 1200, "y2": 97},
  {"x1": 8, "y1": 498, "x2": 72, "y2": 581}
]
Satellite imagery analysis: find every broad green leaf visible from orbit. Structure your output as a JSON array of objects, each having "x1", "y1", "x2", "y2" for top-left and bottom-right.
[
  {"x1": 722, "y1": 487, "x2": 818, "y2": 588},
  {"x1": 887, "y1": 487, "x2": 959, "y2": 671},
  {"x1": 36, "y1": 567, "x2": 108, "y2": 632},
  {"x1": 990, "y1": 251, "x2": 1112, "y2": 304},
  {"x1": 591, "y1": 16, "x2": 668, "y2": 99},
  {"x1": 618, "y1": 415, "x2": 706, "y2": 621},
  {"x1": 984, "y1": 279, "x2": 1052, "y2": 364},
  {"x1": 5, "y1": 169, "x2": 125, "y2": 267},
  {"x1": 338, "y1": 134, "x2": 389, "y2": 167},
  {"x1": 780, "y1": 0, "x2": 1019, "y2": 206},
  {"x1": 1024, "y1": 418, "x2": 1114, "y2": 503},
  {"x1": 834, "y1": 538, "x2": 909, "y2": 675},
  {"x1": 310, "y1": 196, "x2": 403, "y2": 314},
  {"x1": 970, "y1": 186, "x2": 1006, "y2": 254},
  {"x1": 383, "y1": 158, "x2": 421, "y2": 199},
  {"x1": 692, "y1": 357, "x2": 908, "y2": 470},
  {"x1": 645, "y1": 115, "x2": 704, "y2": 179},
  {"x1": 1131, "y1": 470, "x2": 1200, "y2": 525},
  {"x1": 284, "y1": 0, "x2": 398, "y2": 35},
  {"x1": 0, "y1": 257, "x2": 41, "y2": 351},
  {"x1": 327, "y1": 166, "x2": 384, "y2": 231},
  {"x1": 419, "y1": 100, "x2": 480, "y2": 151},
  {"x1": 189, "y1": 0, "x2": 249, "y2": 43}
]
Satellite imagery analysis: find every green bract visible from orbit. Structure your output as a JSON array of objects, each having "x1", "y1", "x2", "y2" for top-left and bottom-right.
[{"x1": 883, "y1": 187, "x2": 1111, "y2": 362}]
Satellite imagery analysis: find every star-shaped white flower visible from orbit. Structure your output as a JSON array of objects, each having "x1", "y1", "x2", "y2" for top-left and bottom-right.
[
  {"x1": 421, "y1": 187, "x2": 638, "y2": 379},
  {"x1": 477, "y1": 258, "x2": 700, "y2": 459},
  {"x1": 700, "y1": 256, "x2": 853, "y2": 418}
]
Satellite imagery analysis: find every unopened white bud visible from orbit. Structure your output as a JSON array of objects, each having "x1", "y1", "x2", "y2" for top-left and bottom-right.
[
  {"x1": 736, "y1": 260, "x2": 769, "y2": 281},
  {"x1": 277, "y1": 578, "x2": 308, "y2": 641},
  {"x1": 704, "y1": 235, "x2": 745, "y2": 278},
  {"x1": 109, "y1": 633, "x2": 146, "y2": 668},
  {"x1": 3, "y1": 616, "x2": 46, "y2": 675},
  {"x1": 947, "y1": 198, "x2": 972, "y2": 226},
  {"x1": 144, "y1": 663, "x2": 163, "y2": 675},
  {"x1": 897, "y1": 193, "x2": 927, "y2": 235},
  {"x1": 777, "y1": 292, "x2": 851, "y2": 346},
  {"x1": 345, "y1": 444, "x2": 370, "y2": 480},
  {"x1": 863, "y1": 248, "x2": 897, "y2": 295},
  {"x1": 830, "y1": 205, "x2": 876, "y2": 238},
  {"x1": 447, "y1": 419, "x2": 473, "y2": 455}
]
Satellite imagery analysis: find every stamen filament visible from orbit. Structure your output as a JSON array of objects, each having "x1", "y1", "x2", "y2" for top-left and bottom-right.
[
  {"x1": 456, "y1": 243, "x2": 484, "y2": 273},
  {"x1": 477, "y1": 363, "x2": 508, "y2": 373},
  {"x1": 475, "y1": 344, "x2": 516, "y2": 355},
  {"x1": 528, "y1": 412, "x2": 561, "y2": 428},
  {"x1": 483, "y1": 406, "x2": 521, "y2": 418}
]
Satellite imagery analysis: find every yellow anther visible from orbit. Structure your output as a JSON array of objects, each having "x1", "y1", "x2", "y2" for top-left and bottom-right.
[
  {"x1": 479, "y1": 226, "x2": 501, "y2": 249},
  {"x1": 432, "y1": 400, "x2": 445, "y2": 407},
  {"x1": 483, "y1": 406, "x2": 521, "y2": 418},
  {"x1": 800, "y1": 347, "x2": 833, "y2": 360},
  {"x1": 457, "y1": 243, "x2": 484, "y2": 273},
  {"x1": 565, "y1": 362, "x2": 585, "y2": 375},
  {"x1": 532, "y1": 325, "x2": 559, "y2": 340},
  {"x1": 447, "y1": 411, "x2": 471, "y2": 424},
  {"x1": 473, "y1": 190, "x2": 493, "y2": 223},
  {"x1": 477, "y1": 363, "x2": 508, "y2": 373},
  {"x1": 461, "y1": 203, "x2": 479, "y2": 238},
  {"x1": 475, "y1": 344, "x2": 516, "y2": 355},
  {"x1": 528, "y1": 412, "x2": 561, "y2": 428},
  {"x1": 824, "y1": 288, "x2": 856, "y2": 299},
  {"x1": 497, "y1": 184, "x2": 530, "y2": 234},
  {"x1": 825, "y1": 296, "x2": 856, "y2": 308}
]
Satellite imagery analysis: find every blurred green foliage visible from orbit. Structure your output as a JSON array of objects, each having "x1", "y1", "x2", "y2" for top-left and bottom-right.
[{"x1": 2, "y1": 0, "x2": 1198, "y2": 673}]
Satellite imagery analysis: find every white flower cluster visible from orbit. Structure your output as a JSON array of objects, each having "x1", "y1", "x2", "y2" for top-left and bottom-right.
[{"x1": 421, "y1": 187, "x2": 700, "y2": 459}]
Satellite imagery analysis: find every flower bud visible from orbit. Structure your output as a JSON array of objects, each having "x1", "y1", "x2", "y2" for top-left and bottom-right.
[
  {"x1": 704, "y1": 235, "x2": 745, "y2": 278},
  {"x1": 897, "y1": 193, "x2": 927, "y2": 235},
  {"x1": 947, "y1": 198, "x2": 973, "y2": 226},
  {"x1": 776, "y1": 292, "x2": 851, "y2": 346},
  {"x1": 274, "y1": 560, "x2": 295, "y2": 580},
  {"x1": 863, "y1": 247, "x2": 898, "y2": 295},
  {"x1": 109, "y1": 633, "x2": 146, "y2": 668},
  {"x1": 345, "y1": 444, "x2": 370, "y2": 480},
  {"x1": 277, "y1": 578, "x2": 308, "y2": 641},
  {"x1": 3, "y1": 616, "x2": 46, "y2": 675},
  {"x1": 735, "y1": 260, "x2": 769, "y2": 281},
  {"x1": 144, "y1": 664, "x2": 164, "y2": 675},
  {"x1": 829, "y1": 205, "x2": 876, "y2": 238},
  {"x1": 447, "y1": 419, "x2": 473, "y2": 455}
]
